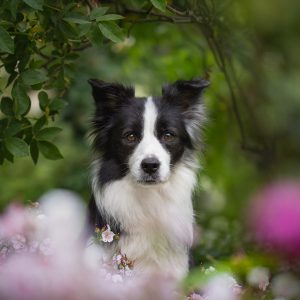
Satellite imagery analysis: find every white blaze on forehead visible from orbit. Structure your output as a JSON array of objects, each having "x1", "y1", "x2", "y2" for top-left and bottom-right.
[
  {"x1": 128, "y1": 97, "x2": 171, "y2": 182},
  {"x1": 143, "y1": 97, "x2": 158, "y2": 142}
]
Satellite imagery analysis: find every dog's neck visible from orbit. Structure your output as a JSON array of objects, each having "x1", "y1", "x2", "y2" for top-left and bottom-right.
[{"x1": 93, "y1": 161, "x2": 196, "y2": 237}]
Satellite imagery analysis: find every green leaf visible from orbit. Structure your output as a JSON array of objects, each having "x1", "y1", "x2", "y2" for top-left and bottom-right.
[
  {"x1": 10, "y1": 0, "x2": 19, "y2": 20},
  {"x1": 0, "y1": 143, "x2": 4, "y2": 165},
  {"x1": 98, "y1": 22, "x2": 124, "y2": 43},
  {"x1": 11, "y1": 82, "x2": 31, "y2": 116},
  {"x1": 38, "y1": 91, "x2": 49, "y2": 111},
  {"x1": 78, "y1": 23, "x2": 92, "y2": 37},
  {"x1": 150, "y1": 0, "x2": 167, "y2": 11},
  {"x1": 1, "y1": 97, "x2": 14, "y2": 116},
  {"x1": 3, "y1": 144, "x2": 14, "y2": 163},
  {"x1": 90, "y1": 7, "x2": 109, "y2": 20},
  {"x1": 95, "y1": 14, "x2": 124, "y2": 22},
  {"x1": 23, "y1": 0, "x2": 44, "y2": 11},
  {"x1": 63, "y1": 17, "x2": 91, "y2": 25},
  {"x1": 59, "y1": 21, "x2": 79, "y2": 39},
  {"x1": 90, "y1": 24, "x2": 103, "y2": 47},
  {"x1": 0, "y1": 119, "x2": 8, "y2": 138},
  {"x1": 4, "y1": 119, "x2": 23, "y2": 137},
  {"x1": 36, "y1": 127, "x2": 62, "y2": 140},
  {"x1": 0, "y1": 26, "x2": 14, "y2": 54},
  {"x1": 49, "y1": 99, "x2": 66, "y2": 111},
  {"x1": 30, "y1": 139, "x2": 39, "y2": 164},
  {"x1": 33, "y1": 115, "x2": 47, "y2": 134},
  {"x1": 38, "y1": 141, "x2": 63, "y2": 160},
  {"x1": 21, "y1": 69, "x2": 48, "y2": 86},
  {"x1": 6, "y1": 71, "x2": 18, "y2": 87},
  {"x1": 5, "y1": 137, "x2": 29, "y2": 157}
]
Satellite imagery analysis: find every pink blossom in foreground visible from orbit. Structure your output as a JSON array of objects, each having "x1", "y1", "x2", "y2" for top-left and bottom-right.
[
  {"x1": 203, "y1": 274, "x2": 242, "y2": 300},
  {"x1": 0, "y1": 203, "x2": 29, "y2": 237},
  {"x1": 102, "y1": 225, "x2": 115, "y2": 243},
  {"x1": 247, "y1": 266, "x2": 270, "y2": 291},
  {"x1": 0, "y1": 190, "x2": 178, "y2": 300},
  {"x1": 0, "y1": 189, "x2": 242, "y2": 300},
  {"x1": 249, "y1": 181, "x2": 300, "y2": 259}
]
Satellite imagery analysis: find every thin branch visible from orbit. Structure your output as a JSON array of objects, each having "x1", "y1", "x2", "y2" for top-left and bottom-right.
[
  {"x1": 166, "y1": 5, "x2": 187, "y2": 16},
  {"x1": 122, "y1": 7, "x2": 193, "y2": 23},
  {"x1": 84, "y1": 0, "x2": 93, "y2": 10},
  {"x1": 41, "y1": 57, "x2": 56, "y2": 69},
  {"x1": 72, "y1": 42, "x2": 92, "y2": 51}
]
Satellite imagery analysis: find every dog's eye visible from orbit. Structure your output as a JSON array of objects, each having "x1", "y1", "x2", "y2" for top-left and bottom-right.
[
  {"x1": 161, "y1": 131, "x2": 176, "y2": 142},
  {"x1": 124, "y1": 132, "x2": 138, "y2": 143}
]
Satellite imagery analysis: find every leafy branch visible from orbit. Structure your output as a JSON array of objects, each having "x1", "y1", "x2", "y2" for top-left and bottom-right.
[{"x1": 0, "y1": 0, "x2": 270, "y2": 166}]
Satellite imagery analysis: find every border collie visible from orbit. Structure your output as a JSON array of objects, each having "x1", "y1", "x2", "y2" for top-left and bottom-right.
[{"x1": 87, "y1": 78, "x2": 209, "y2": 279}]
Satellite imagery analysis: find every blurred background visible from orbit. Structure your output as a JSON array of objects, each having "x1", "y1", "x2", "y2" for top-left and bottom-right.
[{"x1": 1, "y1": 0, "x2": 300, "y2": 284}]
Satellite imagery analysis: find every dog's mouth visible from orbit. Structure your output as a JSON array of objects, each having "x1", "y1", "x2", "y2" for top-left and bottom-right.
[
  {"x1": 136, "y1": 175, "x2": 168, "y2": 186},
  {"x1": 137, "y1": 179, "x2": 160, "y2": 185}
]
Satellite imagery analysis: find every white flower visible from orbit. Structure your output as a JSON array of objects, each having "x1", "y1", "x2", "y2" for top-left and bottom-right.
[
  {"x1": 102, "y1": 225, "x2": 115, "y2": 243},
  {"x1": 204, "y1": 273, "x2": 242, "y2": 300},
  {"x1": 247, "y1": 266, "x2": 269, "y2": 291},
  {"x1": 105, "y1": 273, "x2": 112, "y2": 281},
  {"x1": 124, "y1": 268, "x2": 133, "y2": 277},
  {"x1": 28, "y1": 241, "x2": 39, "y2": 253},
  {"x1": 204, "y1": 266, "x2": 216, "y2": 275},
  {"x1": 189, "y1": 293, "x2": 205, "y2": 300},
  {"x1": 0, "y1": 245, "x2": 9, "y2": 260},
  {"x1": 11, "y1": 234, "x2": 26, "y2": 251},
  {"x1": 111, "y1": 274, "x2": 123, "y2": 283},
  {"x1": 39, "y1": 238, "x2": 52, "y2": 256},
  {"x1": 113, "y1": 254, "x2": 122, "y2": 265}
]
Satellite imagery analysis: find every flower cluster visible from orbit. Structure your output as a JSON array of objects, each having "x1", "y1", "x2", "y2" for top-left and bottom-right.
[
  {"x1": 0, "y1": 190, "x2": 177, "y2": 300},
  {"x1": 0, "y1": 203, "x2": 52, "y2": 263},
  {"x1": 112, "y1": 252, "x2": 134, "y2": 275}
]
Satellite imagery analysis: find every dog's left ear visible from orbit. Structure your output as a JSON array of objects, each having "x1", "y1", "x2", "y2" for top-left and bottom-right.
[
  {"x1": 88, "y1": 79, "x2": 135, "y2": 113},
  {"x1": 162, "y1": 78, "x2": 210, "y2": 147},
  {"x1": 162, "y1": 78, "x2": 210, "y2": 109}
]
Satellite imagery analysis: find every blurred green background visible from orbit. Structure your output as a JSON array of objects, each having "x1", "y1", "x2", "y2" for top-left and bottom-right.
[{"x1": 1, "y1": 0, "x2": 300, "y2": 268}]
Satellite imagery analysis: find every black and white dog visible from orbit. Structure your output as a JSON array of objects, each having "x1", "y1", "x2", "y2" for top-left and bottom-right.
[{"x1": 88, "y1": 78, "x2": 209, "y2": 279}]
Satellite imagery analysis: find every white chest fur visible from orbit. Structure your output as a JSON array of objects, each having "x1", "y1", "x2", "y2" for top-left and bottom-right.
[{"x1": 92, "y1": 162, "x2": 197, "y2": 279}]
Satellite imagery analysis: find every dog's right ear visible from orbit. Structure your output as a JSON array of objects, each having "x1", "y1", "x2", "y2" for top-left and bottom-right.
[{"x1": 88, "y1": 79, "x2": 135, "y2": 112}]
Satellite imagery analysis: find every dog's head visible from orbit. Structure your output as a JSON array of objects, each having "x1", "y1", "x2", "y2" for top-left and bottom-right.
[{"x1": 89, "y1": 78, "x2": 209, "y2": 186}]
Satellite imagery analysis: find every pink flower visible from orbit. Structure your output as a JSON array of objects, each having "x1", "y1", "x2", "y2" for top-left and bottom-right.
[
  {"x1": 113, "y1": 254, "x2": 122, "y2": 265},
  {"x1": 0, "y1": 194, "x2": 180, "y2": 300},
  {"x1": 203, "y1": 274, "x2": 242, "y2": 300},
  {"x1": 188, "y1": 293, "x2": 205, "y2": 300},
  {"x1": 11, "y1": 234, "x2": 27, "y2": 251},
  {"x1": 249, "y1": 180, "x2": 300, "y2": 259},
  {"x1": 0, "y1": 204, "x2": 29, "y2": 237},
  {"x1": 102, "y1": 225, "x2": 115, "y2": 243},
  {"x1": 39, "y1": 238, "x2": 52, "y2": 256},
  {"x1": 247, "y1": 267, "x2": 269, "y2": 291}
]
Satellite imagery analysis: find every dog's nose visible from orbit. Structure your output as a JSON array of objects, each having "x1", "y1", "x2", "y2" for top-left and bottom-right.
[{"x1": 141, "y1": 157, "x2": 160, "y2": 174}]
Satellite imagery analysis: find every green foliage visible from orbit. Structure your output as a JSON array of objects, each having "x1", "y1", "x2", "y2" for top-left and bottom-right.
[
  {"x1": 0, "y1": 0, "x2": 184, "y2": 165},
  {"x1": 0, "y1": 0, "x2": 130, "y2": 165},
  {"x1": 150, "y1": 0, "x2": 167, "y2": 12},
  {"x1": 0, "y1": 26, "x2": 14, "y2": 54}
]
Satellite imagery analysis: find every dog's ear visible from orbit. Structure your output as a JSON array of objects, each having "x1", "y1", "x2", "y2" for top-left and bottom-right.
[
  {"x1": 162, "y1": 78, "x2": 210, "y2": 109},
  {"x1": 88, "y1": 79, "x2": 135, "y2": 112},
  {"x1": 162, "y1": 78, "x2": 210, "y2": 147}
]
